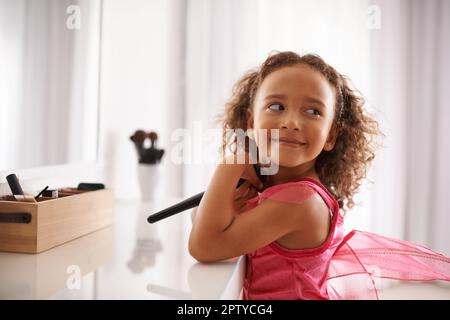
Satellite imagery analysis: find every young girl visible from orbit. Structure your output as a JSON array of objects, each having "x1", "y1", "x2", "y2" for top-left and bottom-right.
[{"x1": 188, "y1": 51, "x2": 450, "y2": 299}]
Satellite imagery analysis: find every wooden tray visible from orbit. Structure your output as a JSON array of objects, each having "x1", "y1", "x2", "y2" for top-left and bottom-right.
[{"x1": 0, "y1": 188, "x2": 114, "y2": 253}]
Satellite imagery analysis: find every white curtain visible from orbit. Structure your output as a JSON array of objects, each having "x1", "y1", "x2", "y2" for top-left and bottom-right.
[
  {"x1": 0, "y1": 0, "x2": 100, "y2": 171},
  {"x1": 369, "y1": 0, "x2": 450, "y2": 255},
  {"x1": 96, "y1": 0, "x2": 170, "y2": 200},
  {"x1": 406, "y1": 0, "x2": 450, "y2": 256}
]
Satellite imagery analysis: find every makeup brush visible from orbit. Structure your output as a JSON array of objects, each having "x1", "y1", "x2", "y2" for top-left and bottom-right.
[
  {"x1": 147, "y1": 163, "x2": 265, "y2": 223},
  {"x1": 130, "y1": 130, "x2": 165, "y2": 164}
]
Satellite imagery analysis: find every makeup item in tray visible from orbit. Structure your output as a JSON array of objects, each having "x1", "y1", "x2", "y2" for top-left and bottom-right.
[
  {"x1": 5, "y1": 173, "x2": 36, "y2": 203},
  {"x1": 34, "y1": 186, "x2": 49, "y2": 199},
  {"x1": 77, "y1": 183, "x2": 105, "y2": 191},
  {"x1": 6, "y1": 173, "x2": 24, "y2": 195},
  {"x1": 42, "y1": 189, "x2": 58, "y2": 198}
]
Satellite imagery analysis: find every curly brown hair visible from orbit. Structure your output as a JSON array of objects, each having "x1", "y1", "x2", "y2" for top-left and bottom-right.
[{"x1": 214, "y1": 51, "x2": 383, "y2": 213}]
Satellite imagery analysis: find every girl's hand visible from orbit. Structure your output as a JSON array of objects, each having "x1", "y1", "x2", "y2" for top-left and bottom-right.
[
  {"x1": 232, "y1": 155, "x2": 265, "y2": 214},
  {"x1": 220, "y1": 152, "x2": 264, "y2": 214},
  {"x1": 221, "y1": 152, "x2": 264, "y2": 191},
  {"x1": 240, "y1": 160, "x2": 264, "y2": 190}
]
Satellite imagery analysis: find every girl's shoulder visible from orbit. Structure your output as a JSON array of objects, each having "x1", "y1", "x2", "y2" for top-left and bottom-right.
[
  {"x1": 245, "y1": 176, "x2": 341, "y2": 224},
  {"x1": 258, "y1": 180, "x2": 317, "y2": 205},
  {"x1": 257, "y1": 176, "x2": 333, "y2": 205}
]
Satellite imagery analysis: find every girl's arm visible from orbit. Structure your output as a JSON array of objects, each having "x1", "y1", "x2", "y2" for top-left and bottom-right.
[
  {"x1": 188, "y1": 157, "x2": 326, "y2": 263},
  {"x1": 190, "y1": 167, "x2": 259, "y2": 225},
  {"x1": 190, "y1": 161, "x2": 245, "y2": 236}
]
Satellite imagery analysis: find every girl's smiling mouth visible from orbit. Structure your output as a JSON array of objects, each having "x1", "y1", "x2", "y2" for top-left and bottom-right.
[{"x1": 272, "y1": 138, "x2": 307, "y2": 148}]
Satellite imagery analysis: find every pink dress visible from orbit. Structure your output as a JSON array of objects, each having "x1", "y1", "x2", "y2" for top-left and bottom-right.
[{"x1": 242, "y1": 176, "x2": 450, "y2": 300}]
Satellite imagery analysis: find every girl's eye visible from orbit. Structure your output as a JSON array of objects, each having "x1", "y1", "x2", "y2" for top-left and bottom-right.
[
  {"x1": 305, "y1": 108, "x2": 321, "y2": 116},
  {"x1": 268, "y1": 103, "x2": 284, "y2": 111}
]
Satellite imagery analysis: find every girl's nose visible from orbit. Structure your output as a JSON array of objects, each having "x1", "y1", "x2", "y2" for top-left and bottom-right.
[{"x1": 280, "y1": 113, "x2": 302, "y2": 131}]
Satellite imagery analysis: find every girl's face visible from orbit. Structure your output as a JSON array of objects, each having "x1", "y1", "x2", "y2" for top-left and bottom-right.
[{"x1": 248, "y1": 64, "x2": 337, "y2": 168}]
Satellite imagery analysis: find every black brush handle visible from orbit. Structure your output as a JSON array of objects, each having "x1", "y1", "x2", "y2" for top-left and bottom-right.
[
  {"x1": 147, "y1": 179, "x2": 246, "y2": 224},
  {"x1": 147, "y1": 164, "x2": 264, "y2": 224}
]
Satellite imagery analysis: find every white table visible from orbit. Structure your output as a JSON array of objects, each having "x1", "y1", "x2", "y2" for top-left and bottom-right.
[{"x1": 0, "y1": 197, "x2": 244, "y2": 300}]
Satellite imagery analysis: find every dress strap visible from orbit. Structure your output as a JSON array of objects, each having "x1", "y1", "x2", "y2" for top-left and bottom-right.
[
  {"x1": 290, "y1": 176, "x2": 340, "y2": 214},
  {"x1": 246, "y1": 176, "x2": 341, "y2": 217}
]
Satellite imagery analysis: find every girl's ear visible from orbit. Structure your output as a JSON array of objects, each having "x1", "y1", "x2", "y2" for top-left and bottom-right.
[
  {"x1": 323, "y1": 141, "x2": 335, "y2": 152},
  {"x1": 324, "y1": 127, "x2": 338, "y2": 151}
]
